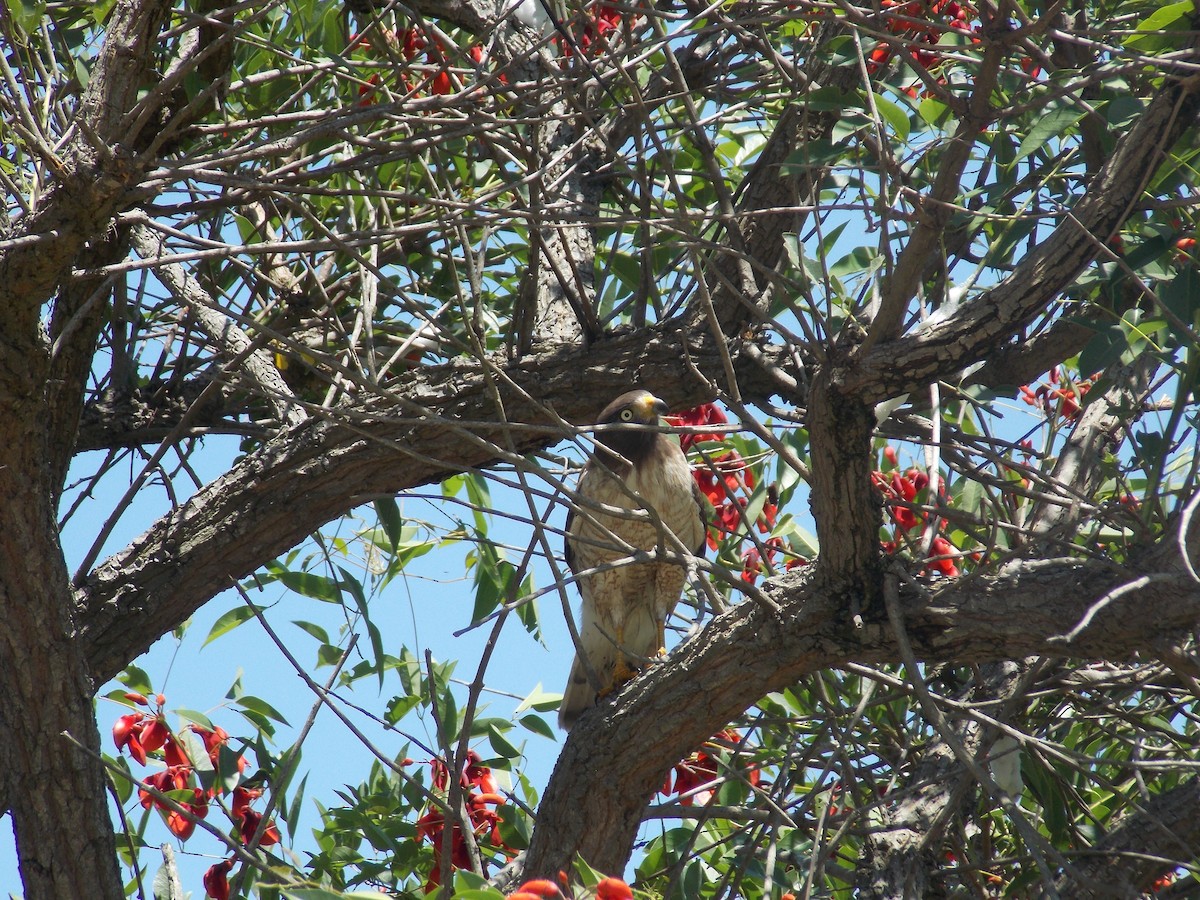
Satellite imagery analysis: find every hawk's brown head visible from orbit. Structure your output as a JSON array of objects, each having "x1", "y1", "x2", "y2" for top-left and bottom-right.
[{"x1": 592, "y1": 389, "x2": 670, "y2": 471}]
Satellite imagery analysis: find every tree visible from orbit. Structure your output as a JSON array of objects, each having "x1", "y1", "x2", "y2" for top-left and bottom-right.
[{"x1": 1, "y1": 0, "x2": 1199, "y2": 896}]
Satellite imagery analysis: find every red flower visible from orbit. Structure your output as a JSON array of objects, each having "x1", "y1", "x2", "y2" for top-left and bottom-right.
[
  {"x1": 203, "y1": 858, "x2": 235, "y2": 900},
  {"x1": 192, "y1": 724, "x2": 246, "y2": 775},
  {"x1": 229, "y1": 785, "x2": 280, "y2": 846},
  {"x1": 670, "y1": 402, "x2": 729, "y2": 452},
  {"x1": 113, "y1": 713, "x2": 169, "y2": 765},
  {"x1": 164, "y1": 787, "x2": 208, "y2": 840},
  {"x1": 163, "y1": 735, "x2": 191, "y2": 768},
  {"x1": 741, "y1": 547, "x2": 762, "y2": 584},
  {"x1": 464, "y1": 751, "x2": 498, "y2": 794},
  {"x1": 231, "y1": 785, "x2": 260, "y2": 817},
  {"x1": 416, "y1": 752, "x2": 518, "y2": 889},
  {"x1": 139, "y1": 766, "x2": 192, "y2": 810},
  {"x1": 401, "y1": 27, "x2": 425, "y2": 59},
  {"x1": 663, "y1": 729, "x2": 758, "y2": 806},
  {"x1": 113, "y1": 713, "x2": 145, "y2": 756},
  {"x1": 510, "y1": 880, "x2": 560, "y2": 897},
  {"x1": 238, "y1": 807, "x2": 281, "y2": 847},
  {"x1": 927, "y1": 536, "x2": 959, "y2": 577},
  {"x1": 563, "y1": 2, "x2": 628, "y2": 57},
  {"x1": 431, "y1": 68, "x2": 454, "y2": 95},
  {"x1": 596, "y1": 877, "x2": 634, "y2": 900},
  {"x1": 693, "y1": 467, "x2": 722, "y2": 506}
]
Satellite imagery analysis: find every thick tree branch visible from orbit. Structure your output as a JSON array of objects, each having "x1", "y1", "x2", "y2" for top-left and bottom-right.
[
  {"x1": 845, "y1": 71, "x2": 1200, "y2": 406},
  {"x1": 521, "y1": 530, "x2": 1200, "y2": 878},
  {"x1": 1055, "y1": 776, "x2": 1200, "y2": 898}
]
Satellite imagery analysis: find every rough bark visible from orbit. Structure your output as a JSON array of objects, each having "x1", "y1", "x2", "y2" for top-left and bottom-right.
[
  {"x1": 807, "y1": 361, "x2": 883, "y2": 614},
  {"x1": 0, "y1": 3, "x2": 241, "y2": 896},
  {"x1": 0, "y1": 245, "x2": 123, "y2": 900}
]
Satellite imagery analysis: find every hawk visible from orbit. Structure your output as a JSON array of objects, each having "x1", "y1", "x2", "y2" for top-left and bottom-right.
[{"x1": 559, "y1": 389, "x2": 706, "y2": 730}]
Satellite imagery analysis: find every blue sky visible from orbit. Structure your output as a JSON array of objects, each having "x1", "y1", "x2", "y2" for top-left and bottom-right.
[{"x1": 0, "y1": 432, "x2": 588, "y2": 897}]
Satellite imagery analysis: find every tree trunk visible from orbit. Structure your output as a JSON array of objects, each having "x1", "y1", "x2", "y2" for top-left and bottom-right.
[{"x1": 0, "y1": 326, "x2": 122, "y2": 898}]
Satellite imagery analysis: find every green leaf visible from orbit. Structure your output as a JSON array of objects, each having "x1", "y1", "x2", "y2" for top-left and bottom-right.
[
  {"x1": 237, "y1": 694, "x2": 291, "y2": 727},
  {"x1": 292, "y1": 620, "x2": 330, "y2": 644},
  {"x1": 373, "y1": 497, "x2": 402, "y2": 550},
  {"x1": 1013, "y1": 106, "x2": 1086, "y2": 163},
  {"x1": 918, "y1": 96, "x2": 949, "y2": 128},
  {"x1": 317, "y1": 643, "x2": 346, "y2": 667},
  {"x1": 263, "y1": 560, "x2": 342, "y2": 603},
  {"x1": 175, "y1": 708, "x2": 215, "y2": 732},
  {"x1": 872, "y1": 92, "x2": 910, "y2": 141},
  {"x1": 386, "y1": 694, "x2": 421, "y2": 725},
  {"x1": 1126, "y1": 0, "x2": 1192, "y2": 46},
  {"x1": 451, "y1": 870, "x2": 493, "y2": 891},
  {"x1": 9, "y1": 0, "x2": 46, "y2": 34},
  {"x1": 174, "y1": 727, "x2": 213, "y2": 776},
  {"x1": 1078, "y1": 323, "x2": 1133, "y2": 376},
  {"x1": 515, "y1": 683, "x2": 562, "y2": 714},
  {"x1": 204, "y1": 604, "x2": 258, "y2": 645},
  {"x1": 497, "y1": 803, "x2": 532, "y2": 852},
  {"x1": 488, "y1": 723, "x2": 522, "y2": 759},
  {"x1": 117, "y1": 666, "x2": 153, "y2": 696},
  {"x1": 89, "y1": 0, "x2": 117, "y2": 24},
  {"x1": 519, "y1": 713, "x2": 556, "y2": 740}
]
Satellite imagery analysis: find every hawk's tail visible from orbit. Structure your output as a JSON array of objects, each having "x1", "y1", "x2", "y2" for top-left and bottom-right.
[{"x1": 558, "y1": 655, "x2": 596, "y2": 731}]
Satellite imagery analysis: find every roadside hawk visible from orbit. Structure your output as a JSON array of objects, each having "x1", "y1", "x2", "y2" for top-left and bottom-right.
[{"x1": 558, "y1": 389, "x2": 706, "y2": 731}]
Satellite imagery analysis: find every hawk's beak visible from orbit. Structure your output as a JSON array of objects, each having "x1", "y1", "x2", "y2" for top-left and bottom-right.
[{"x1": 635, "y1": 394, "x2": 669, "y2": 422}]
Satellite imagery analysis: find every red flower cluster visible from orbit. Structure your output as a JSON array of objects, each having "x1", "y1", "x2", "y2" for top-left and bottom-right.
[
  {"x1": 660, "y1": 729, "x2": 760, "y2": 807},
  {"x1": 873, "y1": 454, "x2": 959, "y2": 577},
  {"x1": 200, "y1": 788, "x2": 286, "y2": 900},
  {"x1": 353, "y1": 25, "x2": 496, "y2": 105},
  {"x1": 671, "y1": 403, "x2": 803, "y2": 581},
  {"x1": 668, "y1": 401, "x2": 729, "y2": 452},
  {"x1": 866, "y1": 0, "x2": 977, "y2": 95},
  {"x1": 739, "y1": 535, "x2": 806, "y2": 585},
  {"x1": 110, "y1": 694, "x2": 277, "y2": 900},
  {"x1": 1019, "y1": 366, "x2": 1093, "y2": 423},
  {"x1": 562, "y1": 3, "x2": 626, "y2": 57},
  {"x1": 694, "y1": 450, "x2": 761, "y2": 551},
  {"x1": 415, "y1": 750, "x2": 515, "y2": 891}
]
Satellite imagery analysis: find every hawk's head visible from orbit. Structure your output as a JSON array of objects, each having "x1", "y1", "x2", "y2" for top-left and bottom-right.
[{"x1": 592, "y1": 389, "x2": 671, "y2": 470}]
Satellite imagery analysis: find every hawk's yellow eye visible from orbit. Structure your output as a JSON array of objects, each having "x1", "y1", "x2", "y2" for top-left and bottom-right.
[{"x1": 619, "y1": 409, "x2": 635, "y2": 421}]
